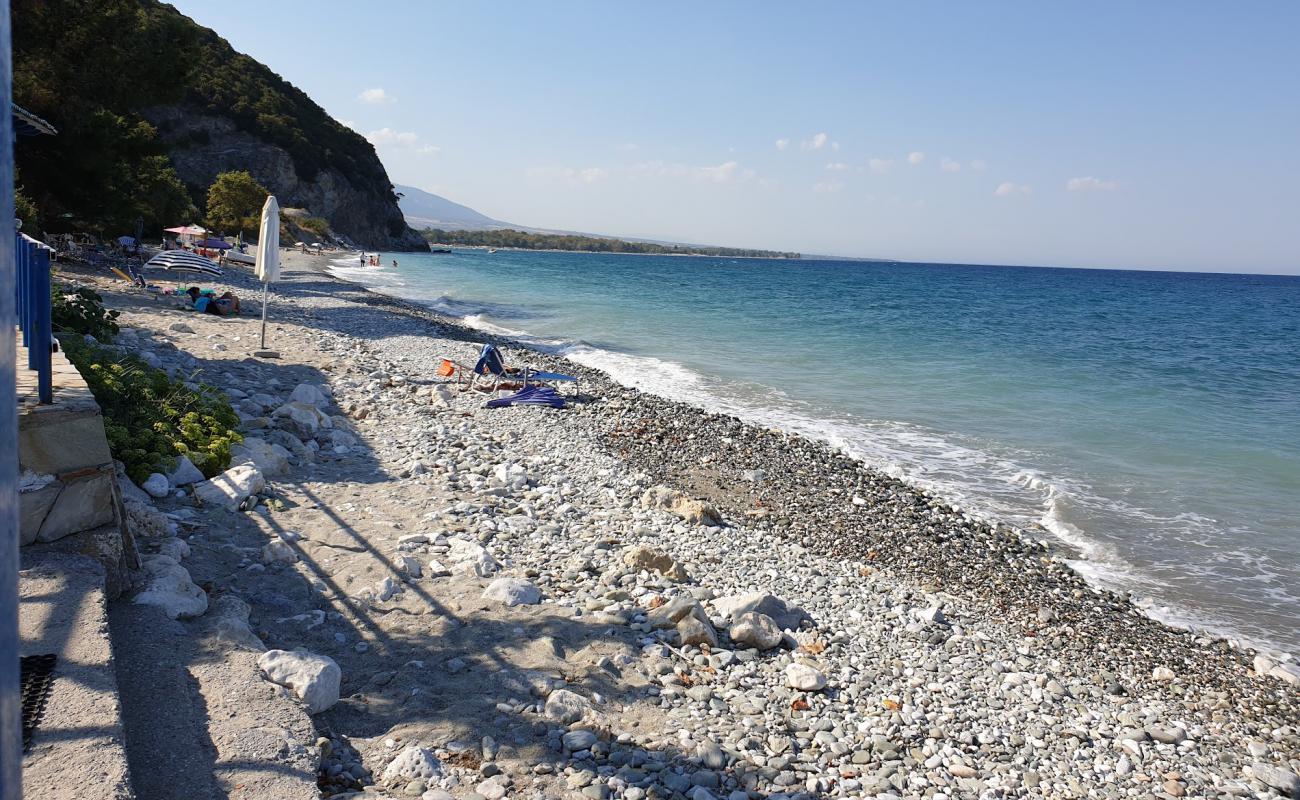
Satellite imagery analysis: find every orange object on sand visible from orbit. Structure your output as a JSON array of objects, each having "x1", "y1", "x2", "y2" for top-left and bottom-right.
[{"x1": 436, "y1": 359, "x2": 457, "y2": 377}]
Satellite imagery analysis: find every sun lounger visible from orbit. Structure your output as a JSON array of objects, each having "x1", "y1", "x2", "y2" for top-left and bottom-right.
[
  {"x1": 465, "y1": 343, "x2": 579, "y2": 394},
  {"x1": 484, "y1": 385, "x2": 566, "y2": 409}
]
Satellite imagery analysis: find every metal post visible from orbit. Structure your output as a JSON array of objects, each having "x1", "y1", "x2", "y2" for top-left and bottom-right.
[
  {"x1": 33, "y1": 246, "x2": 50, "y2": 403},
  {"x1": 259, "y1": 280, "x2": 269, "y2": 349},
  {"x1": 1, "y1": 2, "x2": 27, "y2": 796}
]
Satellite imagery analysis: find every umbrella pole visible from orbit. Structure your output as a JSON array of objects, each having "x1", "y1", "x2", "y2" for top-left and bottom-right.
[{"x1": 260, "y1": 280, "x2": 270, "y2": 349}]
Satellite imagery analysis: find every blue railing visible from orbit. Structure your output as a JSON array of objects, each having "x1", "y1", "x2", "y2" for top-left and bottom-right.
[{"x1": 14, "y1": 233, "x2": 52, "y2": 404}]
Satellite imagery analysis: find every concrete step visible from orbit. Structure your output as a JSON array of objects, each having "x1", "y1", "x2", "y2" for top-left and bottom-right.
[{"x1": 19, "y1": 551, "x2": 134, "y2": 800}]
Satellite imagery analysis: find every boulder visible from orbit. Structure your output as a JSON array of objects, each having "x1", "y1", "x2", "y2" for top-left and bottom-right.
[
  {"x1": 381, "y1": 745, "x2": 443, "y2": 786},
  {"x1": 711, "y1": 592, "x2": 812, "y2": 631},
  {"x1": 446, "y1": 538, "x2": 500, "y2": 576},
  {"x1": 544, "y1": 689, "x2": 590, "y2": 723},
  {"x1": 785, "y1": 663, "x2": 827, "y2": 692},
  {"x1": 142, "y1": 473, "x2": 171, "y2": 498},
  {"x1": 729, "y1": 612, "x2": 783, "y2": 650},
  {"x1": 288, "y1": 383, "x2": 330, "y2": 409},
  {"x1": 231, "y1": 437, "x2": 292, "y2": 477},
  {"x1": 646, "y1": 596, "x2": 702, "y2": 630},
  {"x1": 157, "y1": 537, "x2": 190, "y2": 561},
  {"x1": 641, "y1": 486, "x2": 722, "y2": 526},
  {"x1": 676, "y1": 610, "x2": 718, "y2": 648},
  {"x1": 395, "y1": 555, "x2": 422, "y2": 578},
  {"x1": 261, "y1": 540, "x2": 297, "y2": 565},
  {"x1": 482, "y1": 577, "x2": 541, "y2": 606},
  {"x1": 622, "y1": 544, "x2": 689, "y2": 582},
  {"x1": 257, "y1": 649, "x2": 341, "y2": 714},
  {"x1": 166, "y1": 455, "x2": 206, "y2": 486},
  {"x1": 206, "y1": 595, "x2": 265, "y2": 651},
  {"x1": 272, "y1": 401, "x2": 333, "y2": 438},
  {"x1": 193, "y1": 464, "x2": 265, "y2": 511},
  {"x1": 1247, "y1": 763, "x2": 1299, "y2": 796},
  {"x1": 134, "y1": 554, "x2": 208, "y2": 619}
]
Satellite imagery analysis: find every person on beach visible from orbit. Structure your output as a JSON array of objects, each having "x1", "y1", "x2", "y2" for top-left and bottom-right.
[
  {"x1": 359, "y1": 253, "x2": 365, "y2": 266},
  {"x1": 392, "y1": 259, "x2": 398, "y2": 268},
  {"x1": 185, "y1": 286, "x2": 241, "y2": 316}
]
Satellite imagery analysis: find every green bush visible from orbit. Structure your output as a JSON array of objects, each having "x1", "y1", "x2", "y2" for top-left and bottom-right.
[
  {"x1": 52, "y1": 285, "x2": 121, "y2": 342},
  {"x1": 61, "y1": 336, "x2": 242, "y2": 485}
]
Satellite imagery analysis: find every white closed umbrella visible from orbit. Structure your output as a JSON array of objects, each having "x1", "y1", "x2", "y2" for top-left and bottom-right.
[{"x1": 255, "y1": 195, "x2": 280, "y2": 350}]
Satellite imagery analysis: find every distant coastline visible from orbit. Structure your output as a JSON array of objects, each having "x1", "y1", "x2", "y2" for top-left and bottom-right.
[{"x1": 421, "y1": 227, "x2": 801, "y2": 259}]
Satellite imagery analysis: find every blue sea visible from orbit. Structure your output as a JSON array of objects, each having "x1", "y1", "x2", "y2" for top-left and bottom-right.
[{"x1": 330, "y1": 250, "x2": 1300, "y2": 657}]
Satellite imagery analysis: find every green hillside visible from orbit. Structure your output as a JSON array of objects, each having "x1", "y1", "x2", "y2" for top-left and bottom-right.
[{"x1": 13, "y1": 0, "x2": 410, "y2": 244}]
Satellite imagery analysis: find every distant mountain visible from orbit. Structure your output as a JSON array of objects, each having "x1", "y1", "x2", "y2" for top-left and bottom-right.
[{"x1": 394, "y1": 184, "x2": 504, "y2": 231}]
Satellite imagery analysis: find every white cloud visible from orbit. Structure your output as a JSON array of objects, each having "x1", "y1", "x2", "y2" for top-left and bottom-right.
[
  {"x1": 802, "y1": 132, "x2": 829, "y2": 151},
  {"x1": 868, "y1": 158, "x2": 894, "y2": 175},
  {"x1": 940, "y1": 157, "x2": 961, "y2": 173},
  {"x1": 775, "y1": 138, "x2": 790, "y2": 151},
  {"x1": 969, "y1": 159, "x2": 987, "y2": 171},
  {"x1": 907, "y1": 151, "x2": 925, "y2": 165},
  {"x1": 696, "y1": 161, "x2": 747, "y2": 182},
  {"x1": 813, "y1": 179, "x2": 845, "y2": 193},
  {"x1": 825, "y1": 162, "x2": 849, "y2": 172},
  {"x1": 1066, "y1": 176, "x2": 1118, "y2": 192},
  {"x1": 367, "y1": 128, "x2": 439, "y2": 156},
  {"x1": 831, "y1": 141, "x2": 840, "y2": 151},
  {"x1": 995, "y1": 181, "x2": 1032, "y2": 196},
  {"x1": 358, "y1": 87, "x2": 394, "y2": 105}
]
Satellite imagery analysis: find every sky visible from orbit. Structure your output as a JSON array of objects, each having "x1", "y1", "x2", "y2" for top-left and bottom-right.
[{"x1": 170, "y1": 1, "x2": 1299, "y2": 273}]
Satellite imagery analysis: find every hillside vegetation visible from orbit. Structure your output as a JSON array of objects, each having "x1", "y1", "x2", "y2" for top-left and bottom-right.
[
  {"x1": 13, "y1": 0, "x2": 418, "y2": 246},
  {"x1": 424, "y1": 228, "x2": 801, "y2": 259}
]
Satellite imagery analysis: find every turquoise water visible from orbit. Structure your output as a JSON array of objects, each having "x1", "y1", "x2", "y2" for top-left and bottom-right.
[{"x1": 331, "y1": 251, "x2": 1300, "y2": 656}]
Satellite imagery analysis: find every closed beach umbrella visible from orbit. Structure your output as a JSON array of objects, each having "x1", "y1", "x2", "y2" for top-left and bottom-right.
[
  {"x1": 143, "y1": 250, "x2": 224, "y2": 277},
  {"x1": 256, "y1": 195, "x2": 281, "y2": 350}
]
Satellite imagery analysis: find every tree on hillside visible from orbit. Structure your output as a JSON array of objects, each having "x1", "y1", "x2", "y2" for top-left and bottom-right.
[{"x1": 205, "y1": 170, "x2": 268, "y2": 234}]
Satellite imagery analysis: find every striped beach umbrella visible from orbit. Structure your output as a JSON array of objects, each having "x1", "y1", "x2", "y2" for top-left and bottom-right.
[{"x1": 143, "y1": 250, "x2": 224, "y2": 277}]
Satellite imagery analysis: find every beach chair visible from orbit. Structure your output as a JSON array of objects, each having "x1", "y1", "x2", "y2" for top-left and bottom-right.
[
  {"x1": 485, "y1": 385, "x2": 566, "y2": 409},
  {"x1": 468, "y1": 343, "x2": 579, "y2": 394}
]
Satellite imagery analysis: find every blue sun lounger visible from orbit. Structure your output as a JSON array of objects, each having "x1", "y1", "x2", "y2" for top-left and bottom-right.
[
  {"x1": 469, "y1": 343, "x2": 579, "y2": 394},
  {"x1": 485, "y1": 385, "x2": 566, "y2": 409}
]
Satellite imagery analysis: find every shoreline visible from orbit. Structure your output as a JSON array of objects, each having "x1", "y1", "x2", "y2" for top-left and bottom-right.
[
  {"x1": 67, "y1": 250, "x2": 1299, "y2": 798},
  {"x1": 308, "y1": 250, "x2": 1296, "y2": 666}
]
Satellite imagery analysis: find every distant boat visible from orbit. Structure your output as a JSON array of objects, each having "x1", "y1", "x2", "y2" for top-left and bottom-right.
[
  {"x1": 430, "y1": 248, "x2": 452, "y2": 254},
  {"x1": 487, "y1": 248, "x2": 498, "y2": 254}
]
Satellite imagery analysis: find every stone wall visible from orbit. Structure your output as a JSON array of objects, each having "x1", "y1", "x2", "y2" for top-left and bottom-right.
[{"x1": 17, "y1": 337, "x2": 136, "y2": 595}]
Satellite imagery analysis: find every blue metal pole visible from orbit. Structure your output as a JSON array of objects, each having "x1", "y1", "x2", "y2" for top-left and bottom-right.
[
  {"x1": 14, "y1": 237, "x2": 25, "y2": 350},
  {"x1": 0, "y1": 2, "x2": 26, "y2": 797},
  {"x1": 33, "y1": 246, "x2": 51, "y2": 403}
]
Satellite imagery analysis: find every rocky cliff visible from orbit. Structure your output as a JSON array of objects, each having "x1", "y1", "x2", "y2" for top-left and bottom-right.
[
  {"x1": 13, "y1": 0, "x2": 428, "y2": 251},
  {"x1": 145, "y1": 106, "x2": 426, "y2": 250}
]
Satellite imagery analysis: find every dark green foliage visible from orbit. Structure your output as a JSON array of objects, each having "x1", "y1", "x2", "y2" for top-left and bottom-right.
[
  {"x1": 424, "y1": 229, "x2": 801, "y2": 259},
  {"x1": 51, "y1": 285, "x2": 121, "y2": 342},
  {"x1": 13, "y1": 0, "x2": 393, "y2": 236},
  {"x1": 61, "y1": 336, "x2": 242, "y2": 485},
  {"x1": 205, "y1": 170, "x2": 269, "y2": 234}
]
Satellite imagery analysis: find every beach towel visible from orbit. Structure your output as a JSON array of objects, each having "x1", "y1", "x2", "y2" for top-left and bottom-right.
[{"x1": 485, "y1": 385, "x2": 566, "y2": 409}]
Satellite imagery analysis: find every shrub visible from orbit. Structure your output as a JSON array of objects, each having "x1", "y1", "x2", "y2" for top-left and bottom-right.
[
  {"x1": 61, "y1": 336, "x2": 242, "y2": 485},
  {"x1": 52, "y1": 285, "x2": 121, "y2": 342},
  {"x1": 299, "y1": 216, "x2": 330, "y2": 237}
]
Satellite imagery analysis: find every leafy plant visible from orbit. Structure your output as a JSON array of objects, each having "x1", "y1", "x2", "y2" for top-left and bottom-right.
[
  {"x1": 205, "y1": 170, "x2": 268, "y2": 234},
  {"x1": 61, "y1": 336, "x2": 242, "y2": 485},
  {"x1": 299, "y1": 216, "x2": 330, "y2": 237},
  {"x1": 51, "y1": 285, "x2": 121, "y2": 342}
]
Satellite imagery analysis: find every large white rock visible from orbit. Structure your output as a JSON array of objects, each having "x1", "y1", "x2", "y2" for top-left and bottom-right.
[
  {"x1": 261, "y1": 540, "x2": 298, "y2": 565},
  {"x1": 641, "y1": 485, "x2": 721, "y2": 526},
  {"x1": 729, "y1": 612, "x2": 783, "y2": 650},
  {"x1": 482, "y1": 577, "x2": 541, "y2": 607},
  {"x1": 166, "y1": 455, "x2": 206, "y2": 486},
  {"x1": 272, "y1": 401, "x2": 333, "y2": 437},
  {"x1": 711, "y1": 592, "x2": 812, "y2": 631},
  {"x1": 257, "y1": 649, "x2": 341, "y2": 714},
  {"x1": 381, "y1": 745, "x2": 443, "y2": 786},
  {"x1": 193, "y1": 464, "x2": 265, "y2": 511},
  {"x1": 134, "y1": 554, "x2": 208, "y2": 619},
  {"x1": 622, "y1": 544, "x2": 688, "y2": 582},
  {"x1": 142, "y1": 473, "x2": 170, "y2": 498},
  {"x1": 785, "y1": 663, "x2": 827, "y2": 692},
  {"x1": 544, "y1": 688, "x2": 590, "y2": 723},
  {"x1": 231, "y1": 437, "x2": 291, "y2": 477},
  {"x1": 447, "y1": 538, "x2": 500, "y2": 576},
  {"x1": 288, "y1": 383, "x2": 330, "y2": 408}
]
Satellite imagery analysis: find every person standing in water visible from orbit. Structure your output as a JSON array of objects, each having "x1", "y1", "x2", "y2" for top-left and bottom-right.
[{"x1": 392, "y1": 259, "x2": 398, "y2": 268}]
